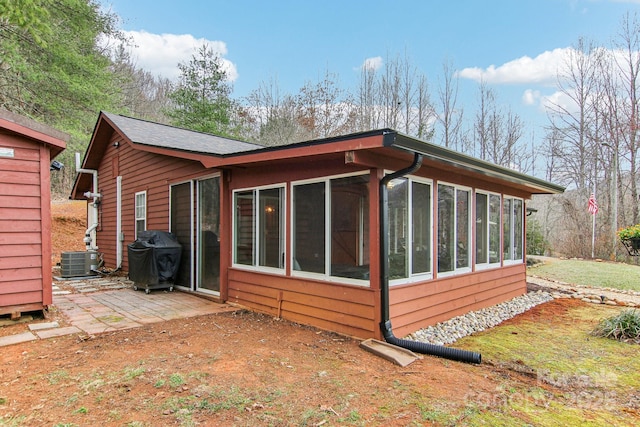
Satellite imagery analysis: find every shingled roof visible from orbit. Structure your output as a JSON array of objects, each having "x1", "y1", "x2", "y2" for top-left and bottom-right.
[{"x1": 104, "y1": 112, "x2": 262, "y2": 155}]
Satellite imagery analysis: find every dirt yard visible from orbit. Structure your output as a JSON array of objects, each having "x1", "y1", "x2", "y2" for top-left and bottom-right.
[
  {"x1": 0, "y1": 201, "x2": 638, "y2": 426},
  {"x1": 50, "y1": 199, "x2": 87, "y2": 266}
]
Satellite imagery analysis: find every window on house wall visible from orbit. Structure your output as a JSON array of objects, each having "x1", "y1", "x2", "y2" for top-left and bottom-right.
[
  {"x1": 475, "y1": 191, "x2": 501, "y2": 268},
  {"x1": 503, "y1": 197, "x2": 524, "y2": 263},
  {"x1": 233, "y1": 186, "x2": 285, "y2": 270},
  {"x1": 387, "y1": 177, "x2": 432, "y2": 282},
  {"x1": 134, "y1": 191, "x2": 146, "y2": 238},
  {"x1": 292, "y1": 173, "x2": 370, "y2": 283},
  {"x1": 437, "y1": 183, "x2": 471, "y2": 275}
]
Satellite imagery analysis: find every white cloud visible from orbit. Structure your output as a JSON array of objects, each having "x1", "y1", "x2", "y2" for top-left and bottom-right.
[
  {"x1": 359, "y1": 56, "x2": 383, "y2": 71},
  {"x1": 457, "y1": 48, "x2": 572, "y2": 85},
  {"x1": 113, "y1": 30, "x2": 238, "y2": 82},
  {"x1": 541, "y1": 90, "x2": 578, "y2": 114},
  {"x1": 522, "y1": 89, "x2": 541, "y2": 106}
]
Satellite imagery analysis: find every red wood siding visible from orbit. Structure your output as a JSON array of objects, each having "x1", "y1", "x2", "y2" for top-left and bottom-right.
[
  {"x1": 389, "y1": 263, "x2": 526, "y2": 338},
  {"x1": 96, "y1": 134, "x2": 211, "y2": 271},
  {"x1": 228, "y1": 269, "x2": 378, "y2": 338},
  {"x1": 0, "y1": 132, "x2": 51, "y2": 313}
]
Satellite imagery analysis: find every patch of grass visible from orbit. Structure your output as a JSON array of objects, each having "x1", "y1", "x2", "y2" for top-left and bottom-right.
[
  {"x1": 202, "y1": 385, "x2": 252, "y2": 412},
  {"x1": 46, "y1": 369, "x2": 70, "y2": 385},
  {"x1": 96, "y1": 314, "x2": 125, "y2": 323},
  {"x1": 339, "y1": 409, "x2": 362, "y2": 423},
  {"x1": 455, "y1": 302, "x2": 640, "y2": 425},
  {"x1": 300, "y1": 408, "x2": 326, "y2": 425},
  {"x1": 529, "y1": 258, "x2": 640, "y2": 291},
  {"x1": 81, "y1": 378, "x2": 105, "y2": 391},
  {"x1": 592, "y1": 309, "x2": 640, "y2": 343},
  {"x1": 419, "y1": 405, "x2": 454, "y2": 424},
  {"x1": 123, "y1": 366, "x2": 146, "y2": 380},
  {"x1": 187, "y1": 371, "x2": 209, "y2": 381},
  {"x1": 169, "y1": 373, "x2": 185, "y2": 388},
  {"x1": 0, "y1": 415, "x2": 27, "y2": 426}
]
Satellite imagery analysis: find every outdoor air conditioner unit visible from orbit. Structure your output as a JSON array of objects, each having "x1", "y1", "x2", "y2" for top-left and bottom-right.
[{"x1": 60, "y1": 251, "x2": 98, "y2": 278}]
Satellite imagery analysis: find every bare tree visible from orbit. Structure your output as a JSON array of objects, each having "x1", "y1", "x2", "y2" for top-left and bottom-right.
[
  {"x1": 474, "y1": 80, "x2": 493, "y2": 160},
  {"x1": 435, "y1": 59, "x2": 464, "y2": 149},
  {"x1": 296, "y1": 69, "x2": 355, "y2": 139},
  {"x1": 608, "y1": 11, "x2": 640, "y2": 226},
  {"x1": 415, "y1": 74, "x2": 435, "y2": 140},
  {"x1": 380, "y1": 56, "x2": 401, "y2": 130},
  {"x1": 546, "y1": 37, "x2": 603, "y2": 191},
  {"x1": 353, "y1": 52, "x2": 435, "y2": 139},
  {"x1": 356, "y1": 62, "x2": 379, "y2": 131},
  {"x1": 244, "y1": 77, "x2": 305, "y2": 145},
  {"x1": 472, "y1": 82, "x2": 528, "y2": 170},
  {"x1": 110, "y1": 45, "x2": 172, "y2": 123}
]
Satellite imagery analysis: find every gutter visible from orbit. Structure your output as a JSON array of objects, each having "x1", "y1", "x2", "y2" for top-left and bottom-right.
[{"x1": 379, "y1": 150, "x2": 482, "y2": 364}]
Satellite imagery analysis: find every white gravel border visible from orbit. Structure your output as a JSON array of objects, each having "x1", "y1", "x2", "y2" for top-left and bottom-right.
[{"x1": 405, "y1": 291, "x2": 554, "y2": 346}]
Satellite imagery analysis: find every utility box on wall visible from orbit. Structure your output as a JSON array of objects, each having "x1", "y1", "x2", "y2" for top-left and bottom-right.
[{"x1": 60, "y1": 251, "x2": 98, "y2": 278}]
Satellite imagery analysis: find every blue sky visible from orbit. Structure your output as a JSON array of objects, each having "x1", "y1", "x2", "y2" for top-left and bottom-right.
[{"x1": 99, "y1": 0, "x2": 640, "y2": 152}]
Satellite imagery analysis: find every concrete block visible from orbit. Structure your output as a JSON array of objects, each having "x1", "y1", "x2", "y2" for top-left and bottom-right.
[
  {"x1": 359, "y1": 338, "x2": 422, "y2": 367},
  {"x1": 0, "y1": 332, "x2": 37, "y2": 347},
  {"x1": 28, "y1": 321, "x2": 60, "y2": 331}
]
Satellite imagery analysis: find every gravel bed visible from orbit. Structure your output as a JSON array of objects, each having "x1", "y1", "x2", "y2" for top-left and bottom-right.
[{"x1": 405, "y1": 291, "x2": 554, "y2": 346}]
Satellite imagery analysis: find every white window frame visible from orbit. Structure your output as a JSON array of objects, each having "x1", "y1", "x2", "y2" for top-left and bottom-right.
[
  {"x1": 475, "y1": 190, "x2": 502, "y2": 271},
  {"x1": 388, "y1": 175, "x2": 434, "y2": 286},
  {"x1": 503, "y1": 195, "x2": 524, "y2": 265},
  {"x1": 232, "y1": 183, "x2": 286, "y2": 274},
  {"x1": 291, "y1": 171, "x2": 370, "y2": 287},
  {"x1": 436, "y1": 182, "x2": 472, "y2": 278},
  {"x1": 134, "y1": 190, "x2": 147, "y2": 238}
]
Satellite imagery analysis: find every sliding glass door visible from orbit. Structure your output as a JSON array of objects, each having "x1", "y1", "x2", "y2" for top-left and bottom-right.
[{"x1": 197, "y1": 177, "x2": 220, "y2": 293}]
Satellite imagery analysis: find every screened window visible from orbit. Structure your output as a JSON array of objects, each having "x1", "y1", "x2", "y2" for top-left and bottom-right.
[
  {"x1": 503, "y1": 197, "x2": 524, "y2": 262},
  {"x1": 475, "y1": 192, "x2": 501, "y2": 268},
  {"x1": 293, "y1": 174, "x2": 370, "y2": 282},
  {"x1": 233, "y1": 186, "x2": 284, "y2": 269},
  {"x1": 387, "y1": 177, "x2": 432, "y2": 281},
  {"x1": 437, "y1": 184, "x2": 471, "y2": 274},
  {"x1": 134, "y1": 191, "x2": 146, "y2": 238}
]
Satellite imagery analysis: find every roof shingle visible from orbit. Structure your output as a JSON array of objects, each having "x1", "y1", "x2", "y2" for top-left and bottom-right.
[{"x1": 104, "y1": 112, "x2": 262, "y2": 156}]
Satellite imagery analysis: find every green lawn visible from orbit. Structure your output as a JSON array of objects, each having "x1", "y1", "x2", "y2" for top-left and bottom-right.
[
  {"x1": 528, "y1": 257, "x2": 640, "y2": 291},
  {"x1": 456, "y1": 302, "x2": 640, "y2": 427}
]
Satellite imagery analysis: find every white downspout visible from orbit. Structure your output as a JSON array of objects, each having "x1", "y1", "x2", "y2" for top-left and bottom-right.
[
  {"x1": 75, "y1": 152, "x2": 100, "y2": 251},
  {"x1": 116, "y1": 176, "x2": 122, "y2": 268}
]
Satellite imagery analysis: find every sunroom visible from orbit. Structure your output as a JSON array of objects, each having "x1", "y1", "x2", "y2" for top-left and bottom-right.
[{"x1": 215, "y1": 129, "x2": 562, "y2": 340}]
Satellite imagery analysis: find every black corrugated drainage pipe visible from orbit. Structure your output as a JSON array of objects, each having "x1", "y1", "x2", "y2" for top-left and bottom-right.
[{"x1": 379, "y1": 151, "x2": 482, "y2": 364}]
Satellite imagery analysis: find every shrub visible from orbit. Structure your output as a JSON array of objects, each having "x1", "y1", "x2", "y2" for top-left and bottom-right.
[
  {"x1": 592, "y1": 309, "x2": 640, "y2": 343},
  {"x1": 617, "y1": 224, "x2": 640, "y2": 240},
  {"x1": 526, "y1": 218, "x2": 549, "y2": 256}
]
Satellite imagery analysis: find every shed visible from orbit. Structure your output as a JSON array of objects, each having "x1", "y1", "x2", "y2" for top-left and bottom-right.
[
  {"x1": 72, "y1": 112, "x2": 563, "y2": 340},
  {"x1": 0, "y1": 109, "x2": 67, "y2": 317}
]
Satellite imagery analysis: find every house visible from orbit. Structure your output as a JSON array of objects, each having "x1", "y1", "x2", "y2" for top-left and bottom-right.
[
  {"x1": 71, "y1": 111, "x2": 563, "y2": 340},
  {"x1": 0, "y1": 109, "x2": 67, "y2": 318}
]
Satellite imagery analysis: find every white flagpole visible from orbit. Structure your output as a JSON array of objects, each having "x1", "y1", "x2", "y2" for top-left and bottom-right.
[
  {"x1": 591, "y1": 182, "x2": 596, "y2": 258},
  {"x1": 591, "y1": 200, "x2": 596, "y2": 258}
]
